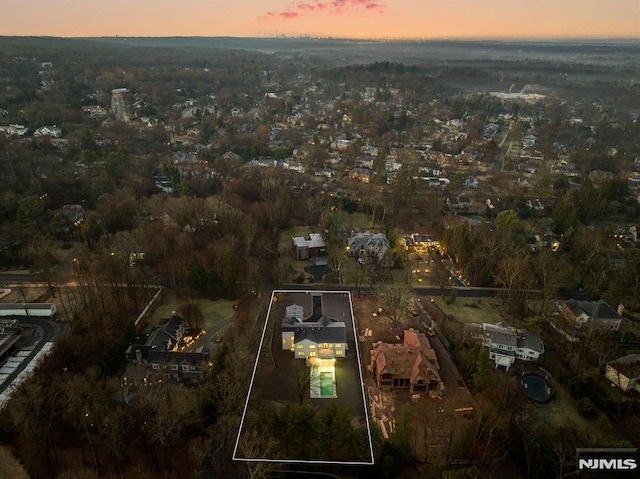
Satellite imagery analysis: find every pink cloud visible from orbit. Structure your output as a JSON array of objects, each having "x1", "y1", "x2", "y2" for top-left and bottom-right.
[
  {"x1": 264, "y1": 11, "x2": 301, "y2": 19},
  {"x1": 262, "y1": 0, "x2": 385, "y2": 20}
]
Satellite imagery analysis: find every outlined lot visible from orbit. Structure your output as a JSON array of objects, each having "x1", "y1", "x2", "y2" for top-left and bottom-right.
[{"x1": 234, "y1": 290, "x2": 374, "y2": 465}]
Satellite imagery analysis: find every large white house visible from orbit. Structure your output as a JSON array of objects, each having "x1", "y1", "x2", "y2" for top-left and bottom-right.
[
  {"x1": 474, "y1": 323, "x2": 544, "y2": 369},
  {"x1": 281, "y1": 303, "x2": 346, "y2": 360}
]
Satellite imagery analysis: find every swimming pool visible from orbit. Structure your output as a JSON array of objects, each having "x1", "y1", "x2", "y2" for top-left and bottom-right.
[
  {"x1": 523, "y1": 374, "x2": 551, "y2": 403},
  {"x1": 320, "y1": 372, "x2": 333, "y2": 396}
]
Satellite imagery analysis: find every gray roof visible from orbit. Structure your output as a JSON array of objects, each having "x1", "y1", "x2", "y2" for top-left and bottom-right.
[
  {"x1": 517, "y1": 330, "x2": 544, "y2": 353},
  {"x1": 126, "y1": 315, "x2": 184, "y2": 361},
  {"x1": 294, "y1": 325, "x2": 345, "y2": 344},
  {"x1": 566, "y1": 299, "x2": 619, "y2": 320},
  {"x1": 148, "y1": 349, "x2": 209, "y2": 366},
  {"x1": 608, "y1": 354, "x2": 640, "y2": 379},
  {"x1": 483, "y1": 323, "x2": 517, "y2": 348}
]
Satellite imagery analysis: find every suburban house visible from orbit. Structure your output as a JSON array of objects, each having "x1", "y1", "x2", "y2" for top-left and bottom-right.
[
  {"x1": 6, "y1": 124, "x2": 28, "y2": 136},
  {"x1": 125, "y1": 313, "x2": 185, "y2": 362},
  {"x1": 123, "y1": 313, "x2": 210, "y2": 385},
  {"x1": 355, "y1": 154, "x2": 375, "y2": 169},
  {"x1": 469, "y1": 322, "x2": 544, "y2": 369},
  {"x1": 605, "y1": 354, "x2": 640, "y2": 393},
  {"x1": 411, "y1": 233, "x2": 441, "y2": 252},
  {"x1": 349, "y1": 167, "x2": 373, "y2": 183},
  {"x1": 34, "y1": 125, "x2": 63, "y2": 138},
  {"x1": 331, "y1": 139, "x2": 353, "y2": 151},
  {"x1": 61, "y1": 204, "x2": 85, "y2": 225},
  {"x1": 281, "y1": 301, "x2": 347, "y2": 360},
  {"x1": 292, "y1": 233, "x2": 327, "y2": 260},
  {"x1": 561, "y1": 299, "x2": 623, "y2": 332},
  {"x1": 369, "y1": 328, "x2": 442, "y2": 393},
  {"x1": 347, "y1": 231, "x2": 390, "y2": 262},
  {"x1": 123, "y1": 347, "x2": 210, "y2": 386}
]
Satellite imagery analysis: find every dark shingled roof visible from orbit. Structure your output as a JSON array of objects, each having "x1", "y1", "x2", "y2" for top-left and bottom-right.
[{"x1": 608, "y1": 354, "x2": 640, "y2": 379}]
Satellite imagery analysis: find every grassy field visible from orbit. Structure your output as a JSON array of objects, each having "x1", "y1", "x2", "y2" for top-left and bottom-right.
[
  {"x1": 433, "y1": 297, "x2": 505, "y2": 325},
  {"x1": 145, "y1": 289, "x2": 236, "y2": 332},
  {"x1": 330, "y1": 210, "x2": 374, "y2": 231},
  {"x1": 536, "y1": 380, "x2": 630, "y2": 446}
]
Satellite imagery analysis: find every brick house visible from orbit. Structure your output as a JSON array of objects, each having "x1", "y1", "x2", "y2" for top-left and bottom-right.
[{"x1": 370, "y1": 329, "x2": 442, "y2": 393}]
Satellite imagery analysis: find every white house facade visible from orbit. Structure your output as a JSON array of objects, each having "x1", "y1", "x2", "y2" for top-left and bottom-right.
[
  {"x1": 478, "y1": 323, "x2": 544, "y2": 369},
  {"x1": 281, "y1": 303, "x2": 347, "y2": 360}
]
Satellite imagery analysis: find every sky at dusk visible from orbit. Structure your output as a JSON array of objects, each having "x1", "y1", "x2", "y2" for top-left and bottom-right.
[{"x1": 1, "y1": 0, "x2": 638, "y2": 39}]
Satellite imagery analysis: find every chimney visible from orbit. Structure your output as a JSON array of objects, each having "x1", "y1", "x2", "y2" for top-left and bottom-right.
[
  {"x1": 135, "y1": 349, "x2": 142, "y2": 363},
  {"x1": 617, "y1": 304, "x2": 625, "y2": 316}
]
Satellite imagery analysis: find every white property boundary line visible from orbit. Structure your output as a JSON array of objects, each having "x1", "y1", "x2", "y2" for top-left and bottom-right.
[{"x1": 233, "y1": 290, "x2": 375, "y2": 466}]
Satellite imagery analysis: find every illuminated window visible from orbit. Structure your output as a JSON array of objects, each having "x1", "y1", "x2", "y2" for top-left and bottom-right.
[
  {"x1": 296, "y1": 344, "x2": 303, "y2": 349},
  {"x1": 309, "y1": 345, "x2": 316, "y2": 349},
  {"x1": 322, "y1": 343, "x2": 329, "y2": 349},
  {"x1": 310, "y1": 352, "x2": 317, "y2": 357},
  {"x1": 335, "y1": 350, "x2": 342, "y2": 356},
  {"x1": 298, "y1": 351, "x2": 305, "y2": 356}
]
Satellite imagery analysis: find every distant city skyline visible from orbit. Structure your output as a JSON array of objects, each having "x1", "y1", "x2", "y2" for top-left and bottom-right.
[{"x1": 1, "y1": 0, "x2": 638, "y2": 39}]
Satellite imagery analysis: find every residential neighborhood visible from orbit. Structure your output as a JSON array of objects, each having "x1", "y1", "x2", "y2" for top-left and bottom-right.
[{"x1": 0, "y1": 35, "x2": 638, "y2": 479}]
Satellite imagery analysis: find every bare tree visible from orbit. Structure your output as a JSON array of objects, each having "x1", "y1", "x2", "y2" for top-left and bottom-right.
[
  {"x1": 375, "y1": 283, "x2": 412, "y2": 326},
  {"x1": 240, "y1": 214, "x2": 260, "y2": 290},
  {"x1": 496, "y1": 256, "x2": 530, "y2": 318},
  {"x1": 291, "y1": 359, "x2": 321, "y2": 404},
  {"x1": 532, "y1": 249, "x2": 569, "y2": 315}
]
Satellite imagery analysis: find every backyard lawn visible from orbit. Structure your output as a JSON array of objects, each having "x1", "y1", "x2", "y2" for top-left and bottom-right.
[
  {"x1": 535, "y1": 380, "x2": 630, "y2": 446},
  {"x1": 329, "y1": 210, "x2": 375, "y2": 231},
  {"x1": 145, "y1": 290, "x2": 236, "y2": 332}
]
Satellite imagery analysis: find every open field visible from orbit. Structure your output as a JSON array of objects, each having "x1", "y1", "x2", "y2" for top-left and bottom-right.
[
  {"x1": 433, "y1": 297, "x2": 504, "y2": 325},
  {"x1": 330, "y1": 211, "x2": 374, "y2": 231},
  {"x1": 144, "y1": 289, "x2": 235, "y2": 332},
  {"x1": 536, "y1": 379, "x2": 630, "y2": 446}
]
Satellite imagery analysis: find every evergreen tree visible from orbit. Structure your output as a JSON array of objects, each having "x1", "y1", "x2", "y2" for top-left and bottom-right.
[
  {"x1": 222, "y1": 245, "x2": 238, "y2": 299},
  {"x1": 187, "y1": 253, "x2": 208, "y2": 296}
]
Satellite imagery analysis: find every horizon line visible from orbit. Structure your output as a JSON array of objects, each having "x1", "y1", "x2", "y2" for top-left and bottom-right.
[{"x1": 1, "y1": 34, "x2": 639, "y2": 43}]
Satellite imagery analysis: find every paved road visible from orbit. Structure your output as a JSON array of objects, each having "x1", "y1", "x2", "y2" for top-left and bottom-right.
[
  {"x1": 188, "y1": 314, "x2": 237, "y2": 352},
  {"x1": 492, "y1": 120, "x2": 514, "y2": 172},
  {"x1": 1, "y1": 274, "x2": 588, "y2": 306}
]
